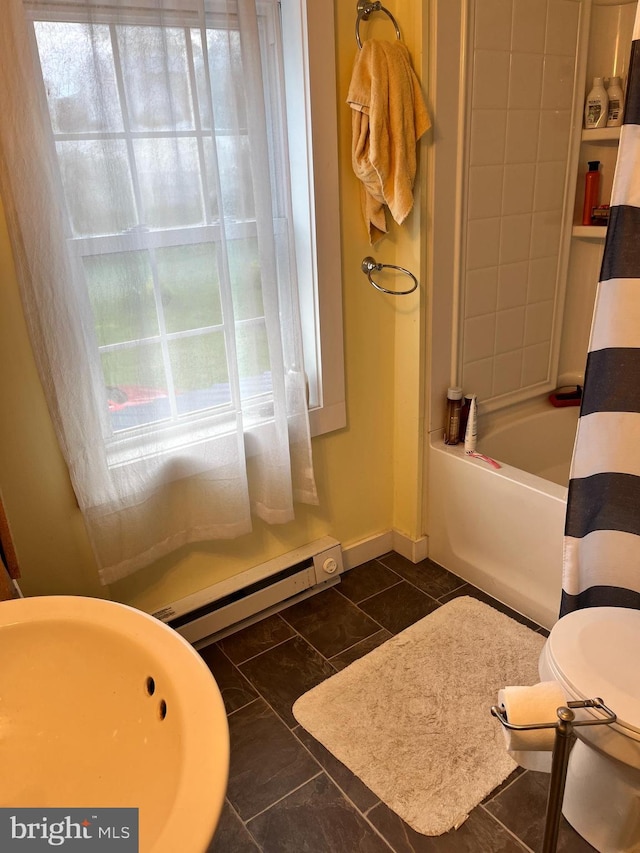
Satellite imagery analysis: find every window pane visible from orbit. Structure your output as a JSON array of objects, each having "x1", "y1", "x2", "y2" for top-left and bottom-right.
[
  {"x1": 190, "y1": 29, "x2": 211, "y2": 131},
  {"x1": 205, "y1": 28, "x2": 247, "y2": 132},
  {"x1": 103, "y1": 343, "x2": 170, "y2": 431},
  {"x1": 57, "y1": 140, "x2": 136, "y2": 236},
  {"x1": 207, "y1": 135, "x2": 254, "y2": 220},
  {"x1": 84, "y1": 251, "x2": 159, "y2": 346},
  {"x1": 35, "y1": 22, "x2": 123, "y2": 134},
  {"x1": 118, "y1": 26, "x2": 194, "y2": 132},
  {"x1": 169, "y1": 332, "x2": 230, "y2": 414},
  {"x1": 134, "y1": 138, "x2": 204, "y2": 228},
  {"x1": 228, "y1": 238, "x2": 264, "y2": 320},
  {"x1": 155, "y1": 244, "x2": 223, "y2": 334},
  {"x1": 236, "y1": 321, "x2": 271, "y2": 397}
]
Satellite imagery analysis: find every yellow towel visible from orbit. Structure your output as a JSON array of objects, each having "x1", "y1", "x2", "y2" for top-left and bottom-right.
[{"x1": 347, "y1": 39, "x2": 430, "y2": 244}]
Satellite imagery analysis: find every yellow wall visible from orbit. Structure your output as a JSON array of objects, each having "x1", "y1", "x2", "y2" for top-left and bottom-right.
[{"x1": 0, "y1": 1, "x2": 427, "y2": 613}]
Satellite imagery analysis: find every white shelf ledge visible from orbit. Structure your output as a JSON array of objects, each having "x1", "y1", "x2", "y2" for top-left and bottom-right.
[
  {"x1": 572, "y1": 225, "x2": 607, "y2": 239},
  {"x1": 581, "y1": 127, "x2": 621, "y2": 142}
]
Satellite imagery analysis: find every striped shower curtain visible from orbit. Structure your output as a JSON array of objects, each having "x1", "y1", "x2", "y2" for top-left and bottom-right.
[{"x1": 561, "y1": 5, "x2": 640, "y2": 616}]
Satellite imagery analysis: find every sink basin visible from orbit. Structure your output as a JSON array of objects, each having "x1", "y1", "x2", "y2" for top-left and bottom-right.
[{"x1": 0, "y1": 595, "x2": 229, "y2": 852}]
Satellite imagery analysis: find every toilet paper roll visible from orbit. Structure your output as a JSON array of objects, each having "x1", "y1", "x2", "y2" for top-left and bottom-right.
[{"x1": 497, "y1": 681, "x2": 567, "y2": 772}]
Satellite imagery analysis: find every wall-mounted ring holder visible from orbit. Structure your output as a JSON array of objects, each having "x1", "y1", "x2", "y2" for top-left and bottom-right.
[
  {"x1": 361, "y1": 256, "x2": 418, "y2": 295},
  {"x1": 355, "y1": 1, "x2": 402, "y2": 49}
]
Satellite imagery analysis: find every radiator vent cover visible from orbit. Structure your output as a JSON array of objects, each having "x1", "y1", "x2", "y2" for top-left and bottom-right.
[{"x1": 152, "y1": 536, "x2": 343, "y2": 646}]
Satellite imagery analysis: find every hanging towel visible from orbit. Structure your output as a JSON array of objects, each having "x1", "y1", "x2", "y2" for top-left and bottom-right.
[
  {"x1": 561, "y1": 4, "x2": 640, "y2": 616},
  {"x1": 347, "y1": 39, "x2": 430, "y2": 244}
]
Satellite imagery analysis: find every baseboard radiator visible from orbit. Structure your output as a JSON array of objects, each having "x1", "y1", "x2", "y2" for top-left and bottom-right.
[{"x1": 152, "y1": 536, "x2": 344, "y2": 648}]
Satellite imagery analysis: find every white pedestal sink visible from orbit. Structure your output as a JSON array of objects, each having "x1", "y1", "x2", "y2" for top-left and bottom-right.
[{"x1": 0, "y1": 595, "x2": 229, "y2": 852}]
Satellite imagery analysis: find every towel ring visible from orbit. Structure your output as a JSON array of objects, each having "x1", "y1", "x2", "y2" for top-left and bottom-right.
[
  {"x1": 355, "y1": 1, "x2": 402, "y2": 49},
  {"x1": 361, "y1": 256, "x2": 418, "y2": 296}
]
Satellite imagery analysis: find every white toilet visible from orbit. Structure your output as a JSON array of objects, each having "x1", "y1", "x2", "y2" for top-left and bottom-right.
[{"x1": 538, "y1": 606, "x2": 640, "y2": 853}]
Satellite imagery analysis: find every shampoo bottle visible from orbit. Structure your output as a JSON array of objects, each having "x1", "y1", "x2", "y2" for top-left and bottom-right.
[
  {"x1": 581, "y1": 161, "x2": 600, "y2": 226},
  {"x1": 464, "y1": 395, "x2": 478, "y2": 454},
  {"x1": 607, "y1": 76, "x2": 624, "y2": 127},
  {"x1": 458, "y1": 394, "x2": 474, "y2": 445},
  {"x1": 444, "y1": 387, "x2": 463, "y2": 445},
  {"x1": 584, "y1": 78, "x2": 609, "y2": 129}
]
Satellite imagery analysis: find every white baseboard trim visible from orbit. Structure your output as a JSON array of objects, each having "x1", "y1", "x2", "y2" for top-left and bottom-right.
[
  {"x1": 341, "y1": 531, "x2": 393, "y2": 570},
  {"x1": 342, "y1": 530, "x2": 429, "y2": 571}
]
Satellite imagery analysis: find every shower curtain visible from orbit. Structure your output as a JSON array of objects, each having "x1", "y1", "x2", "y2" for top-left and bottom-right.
[{"x1": 561, "y1": 4, "x2": 640, "y2": 616}]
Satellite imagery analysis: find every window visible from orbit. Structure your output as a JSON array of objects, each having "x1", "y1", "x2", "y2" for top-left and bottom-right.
[{"x1": 27, "y1": 0, "x2": 344, "y2": 446}]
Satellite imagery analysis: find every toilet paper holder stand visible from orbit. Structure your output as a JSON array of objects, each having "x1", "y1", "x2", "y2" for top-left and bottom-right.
[{"x1": 491, "y1": 698, "x2": 617, "y2": 853}]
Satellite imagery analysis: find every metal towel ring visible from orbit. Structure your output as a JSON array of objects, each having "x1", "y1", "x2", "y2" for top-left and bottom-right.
[
  {"x1": 361, "y1": 256, "x2": 418, "y2": 295},
  {"x1": 355, "y1": 1, "x2": 402, "y2": 49}
]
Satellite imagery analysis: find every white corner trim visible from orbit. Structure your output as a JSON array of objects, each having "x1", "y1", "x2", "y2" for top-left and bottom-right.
[
  {"x1": 392, "y1": 531, "x2": 429, "y2": 563},
  {"x1": 341, "y1": 530, "x2": 429, "y2": 570}
]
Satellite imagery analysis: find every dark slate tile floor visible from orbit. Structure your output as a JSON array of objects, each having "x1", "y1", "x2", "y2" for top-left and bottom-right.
[{"x1": 200, "y1": 552, "x2": 596, "y2": 853}]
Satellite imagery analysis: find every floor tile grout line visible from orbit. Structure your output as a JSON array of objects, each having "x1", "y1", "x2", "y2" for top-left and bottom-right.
[
  {"x1": 243, "y1": 764, "x2": 396, "y2": 853},
  {"x1": 437, "y1": 585, "x2": 545, "y2": 632},
  {"x1": 339, "y1": 559, "x2": 469, "y2": 606},
  {"x1": 350, "y1": 571, "x2": 453, "y2": 609},
  {"x1": 483, "y1": 768, "x2": 529, "y2": 804},
  {"x1": 225, "y1": 685, "x2": 327, "y2": 828},
  {"x1": 366, "y1": 575, "x2": 444, "y2": 608},
  {"x1": 243, "y1": 770, "x2": 325, "y2": 825},
  {"x1": 220, "y1": 621, "x2": 338, "y2": 685},
  {"x1": 335, "y1": 576, "x2": 404, "y2": 607},
  {"x1": 289, "y1": 721, "x2": 383, "y2": 818},
  {"x1": 221, "y1": 631, "x2": 297, "y2": 667},
  {"x1": 435, "y1": 580, "x2": 468, "y2": 600},
  {"x1": 206, "y1": 643, "x2": 265, "y2": 713},
  {"x1": 221, "y1": 633, "x2": 394, "y2": 847},
  {"x1": 215, "y1": 638, "x2": 325, "y2": 728},
  {"x1": 232, "y1": 645, "x2": 331, "y2": 734},
  {"x1": 326, "y1": 627, "x2": 390, "y2": 666},
  {"x1": 478, "y1": 803, "x2": 537, "y2": 852},
  {"x1": 225, "y1": 695, "x2": 261, "y2": 719},
  {"x1": 276, "y1": 591, "x2": 389, "y2": 661},
  {"x1": 281, "y1": 733, "x2": 395, "y2": 853},
  {"x1": 230, "y1": 593, "x2": 518, "y2": 850},
  {"x1": 333, "y1": 796, "x2": 395, "y2": 852},
  {"x1": 222, "y1": 796, "x2": 263, "y2": 851},
  {"x1": 277, "y1": 603, "x2": 365, "y2": 661}
]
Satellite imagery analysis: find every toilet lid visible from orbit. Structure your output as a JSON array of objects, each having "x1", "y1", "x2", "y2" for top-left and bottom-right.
[{"x1": 548, "y1": 606, "x2": 640, "y2": 736}]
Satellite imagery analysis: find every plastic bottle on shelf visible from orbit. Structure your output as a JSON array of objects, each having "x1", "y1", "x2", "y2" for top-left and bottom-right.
[
  {"x1": 584, "y1": 78, "x2": 609, "y2": 129},
  {"x1": 581, "y1": 161, "x2": 601, "y2": 226},
  {"x1": 607, "y1": 76, "x2": 624, "y2": 127},
  {"x1": 444, "y1": 387, "x2": 463, "y2": 445}
]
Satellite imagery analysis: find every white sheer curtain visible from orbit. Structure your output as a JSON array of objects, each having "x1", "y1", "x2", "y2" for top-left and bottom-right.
[{"x1": 0, "y1": 0, "x2": 317, "y2": 584}]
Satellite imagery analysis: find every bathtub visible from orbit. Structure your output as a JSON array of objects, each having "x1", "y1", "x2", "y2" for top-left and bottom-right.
[{"x1": 427, "y1": 398, "x2": 580, "y2": 630}]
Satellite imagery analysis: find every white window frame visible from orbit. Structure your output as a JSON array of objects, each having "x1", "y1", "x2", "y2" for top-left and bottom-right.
[{"x1": 280, "y1": 0, "x2": 345, "y2": 437}]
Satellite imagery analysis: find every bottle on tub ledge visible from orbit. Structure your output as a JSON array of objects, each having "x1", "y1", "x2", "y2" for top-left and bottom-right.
[
  {"x1": 458, "y1": 393, "x2": 474, "y2": 444},
  {"x1": 458, "y1": 395, "x2": 502, "y2": 468},
  {"x1": 464, "y1": 395, "x2": 478, "y2": 454},
  {"x1": 444, "y1": 386, "x2": 463, "y2": 444}
]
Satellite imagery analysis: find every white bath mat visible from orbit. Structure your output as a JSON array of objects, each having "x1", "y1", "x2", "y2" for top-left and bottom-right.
[{"x1": 292, "y1": 596, "x2": 546, "y2": 836}]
